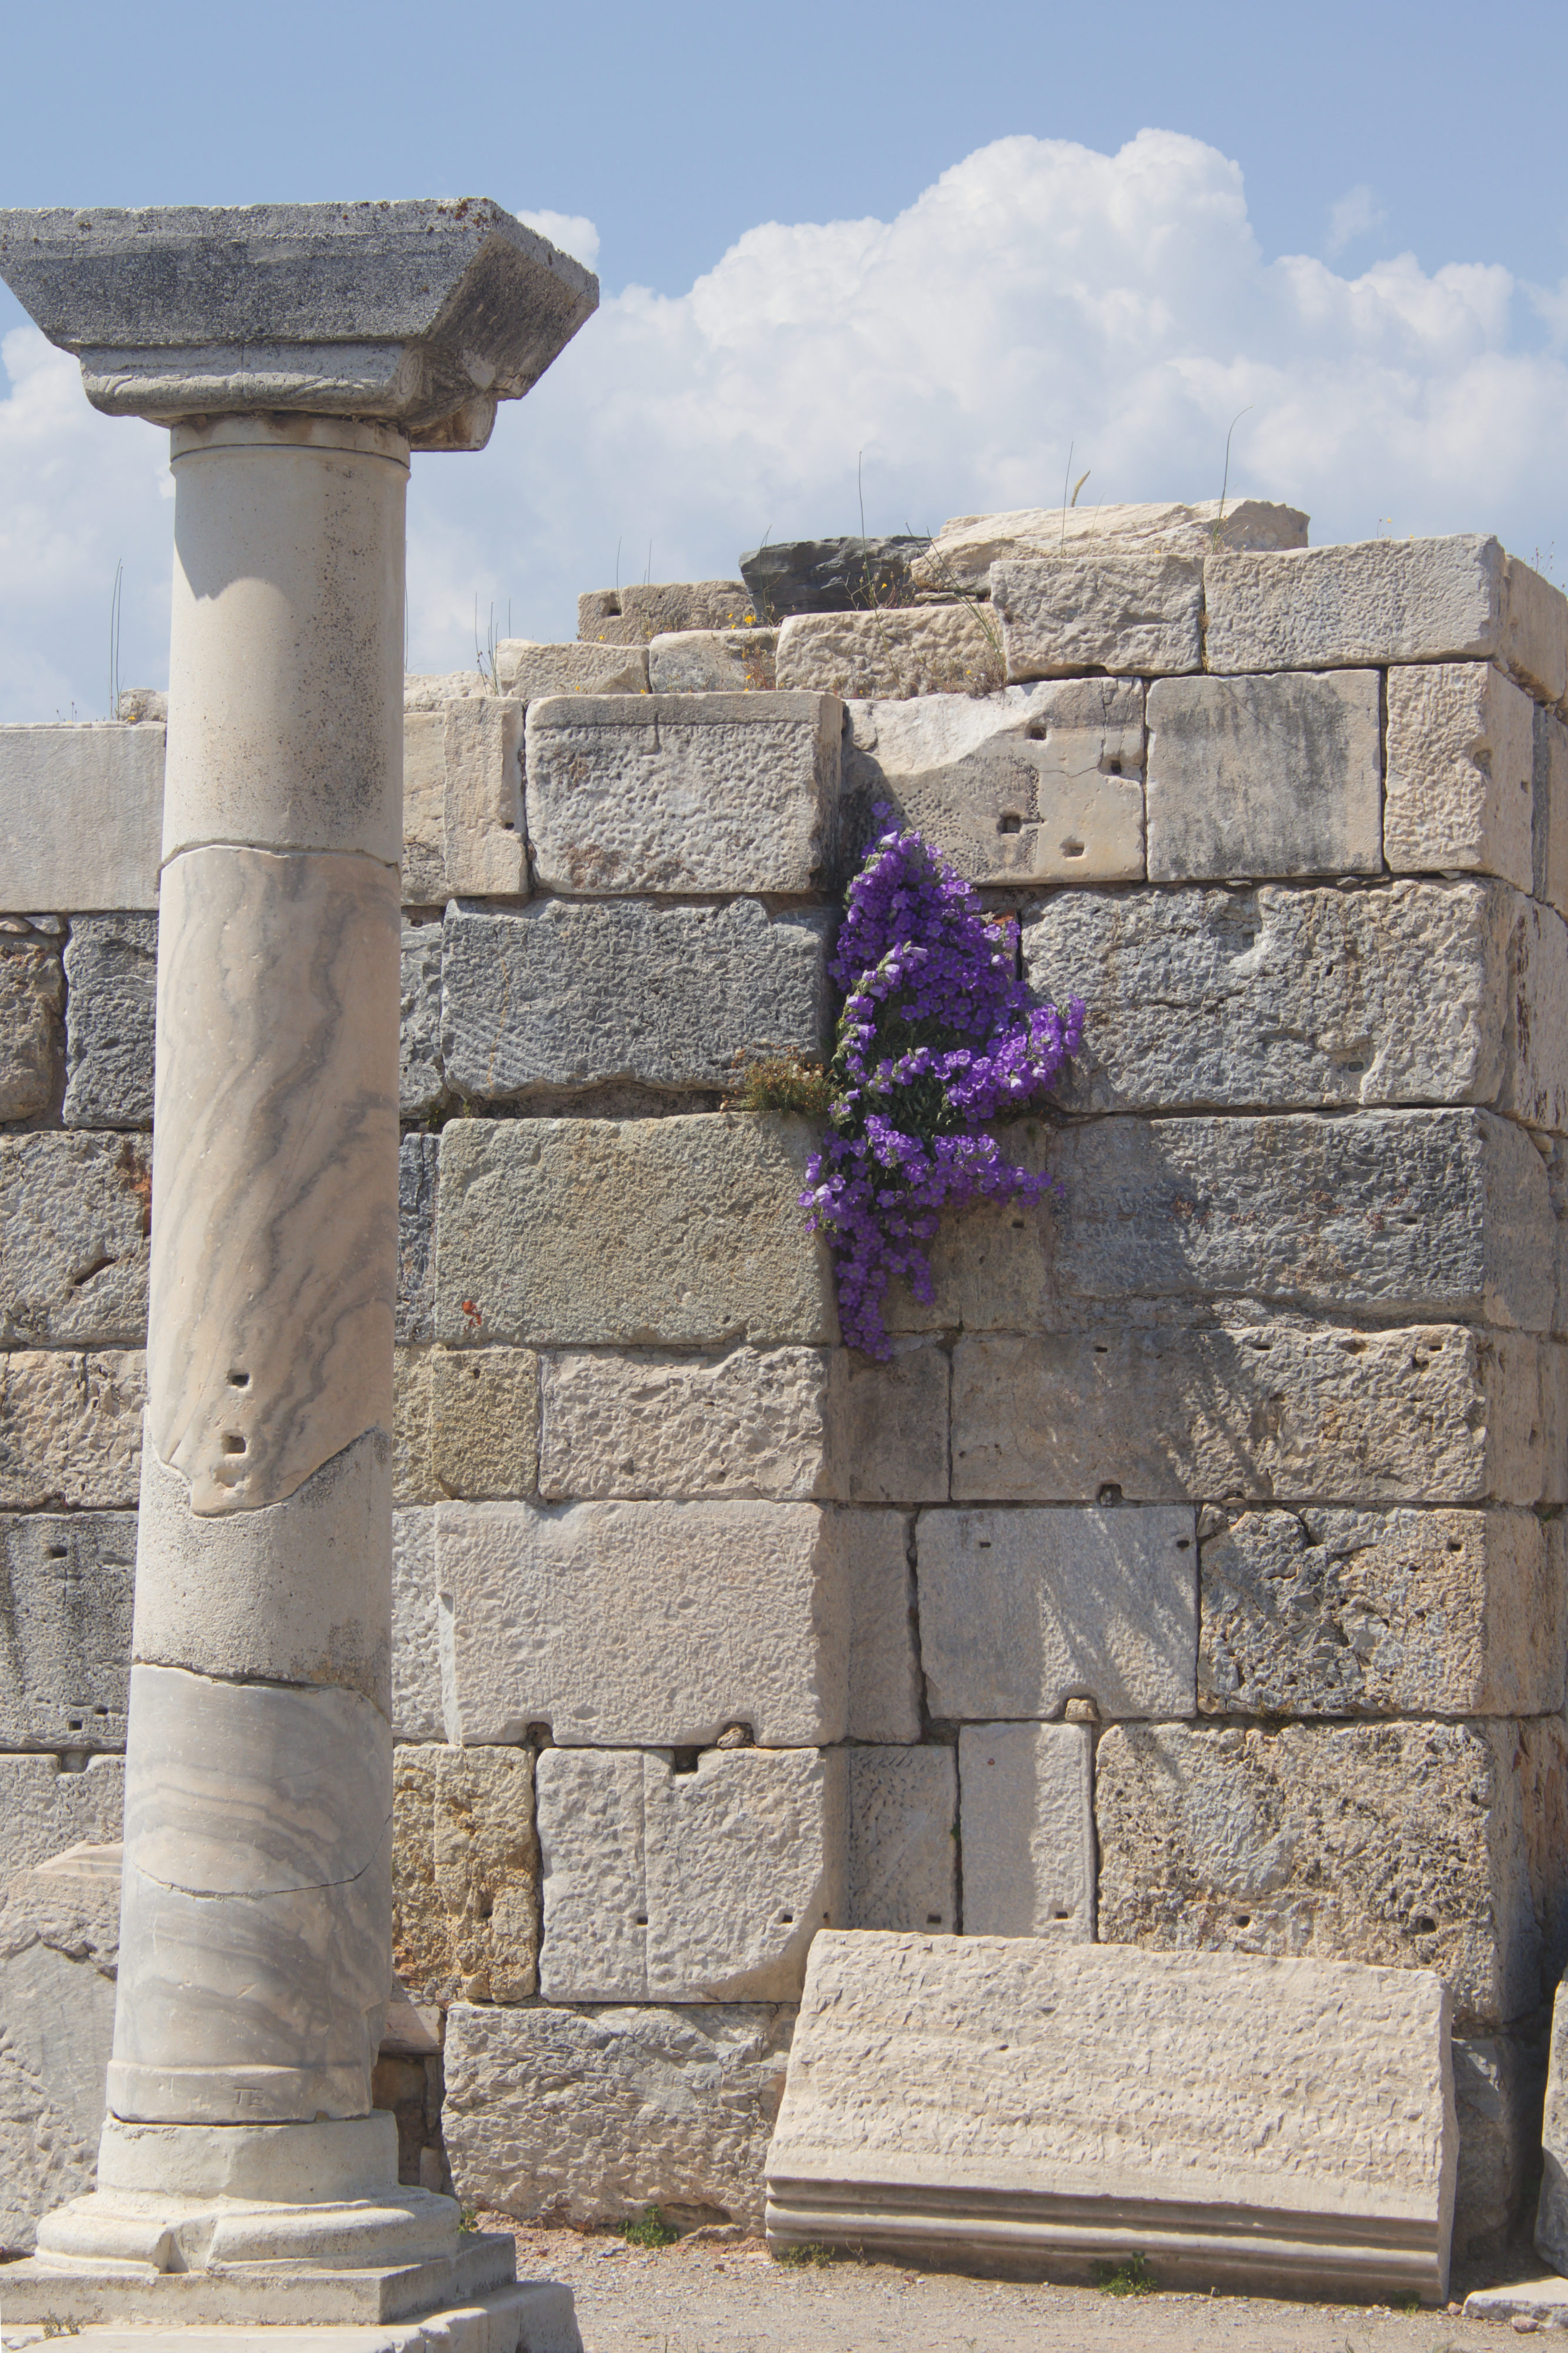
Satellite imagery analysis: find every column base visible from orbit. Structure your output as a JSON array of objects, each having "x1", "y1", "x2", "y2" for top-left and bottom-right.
[{"x1": 0, "y1": 2277, "x2": 581, "y2": 2350}]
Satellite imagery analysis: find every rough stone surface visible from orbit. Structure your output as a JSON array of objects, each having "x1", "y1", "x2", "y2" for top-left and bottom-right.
[
  {"x1": 435, "y1": 1115, "x2": 836, "y2": 1348},
  {"x1": 0, "y1": 929, "x2": 64, "y2": 1121},
  {"x1": 441, "y1": 696, "x2": 526, "y2": 897},
  {"x1": 950, "y1": 1324, "x2": 1540, "y2": 1507},
  {"x1": 846, "y1": 1747, "x2": 956, "y2": 1934},
  {"x1": 1386, "y1": 663, "x2": 1535, "y2": 891},
  {"x1": 401, "y1": 705, "x2": 448, "y2": 904},
  {"x1": 399, "y1": 920, "x2": 444, "y2": 1118},
  {"x1": 1198, "y1": 1505, "x2": 1564, "y2": 1718},
  {"x1": 1095, "y1": 1717, "x2": 1567, "y2": 2029},
  {"x1": 958, "y1": 1722, "x2": 1095, "y2": 1939},
  {"x1": 740, "y1": 537, "x2": 930, "y2": 618},
  {"x1": 840, "y1": 681, "x2": 1143, "y2": 885},
  {"x1": 918, "y1": 1505, "x2": 1197, "y2": 1721},
  {"x1": 438, "y1": 1497, "x2": 849, "y2": 1747},
  {"x1": 909, "y1": 499, "x2": 1309, "y2": 593},
  {"x1": 0, "y1": 1131, "x2": 152, "y2": 1347},
  {"x1": 845, "y1": 1512, "x2": 920, "y2": 1745},
  {"x1": 994, "y1": 554, "x2": 1203, "y2": 680},
  {"x1": 0, "y1": 1754, "x2": 124, "y2": 1882},
  {"x1": 395, "y1": 1347, "x2": 436, "y2": 1507},
  {"x1": 1536, "y1": 704, "x2": 1568, "y2": 922},
  {"x1": 0, "y1": 1349, "x2": 144, "y2": 1508},
  {"x1": 579, "y1": 583, "x2": 757, "y2": 645},
  {"x1": 776, "y1": 608, "x2": 1004, "y2": 701},
  {"x1": 496, "y1": 639, "x2": 648, "y2": 698},
  {"x1": 391, "y1": 1506, "x2": 443, "y2": 1743},
  {"x1": 397, "y1": 1133, "x2": 438, "y2": 1348},
  {"x1": 1534, "y1": 1977, "x2": 1568, "y2": 2269},
  {"x1": 442, "y1": 1999, "x2": 792, "y2": 2229},
  {"x1": 0, "y1": 1921, "x2": 117, "y2": 2255},
  {"x1": 825, "y1": 1345, "x2": 949, "y2": 1504},
  {"x1": 0, "y1": 724, "x2": 163, "y2": 914},
  {"x1": 539, "y1": 1346, "x2": 829, "y2": 1502},
  {"x1": 61, "y1": 914, "x2": 156, "y2": 1128},
  {"x1": 648, "y1": 630, "x2": 777, "y2": 693},
  {"x1": 430, "y1": 1347, "x2": 539, "y2": 1499},
  {"x1": 1453, "y1": 2030, "x2": 1544, "y2": 2260},
  {"x1": 1025, "y1": 881, "x2": 1568, "y2": 1132},
  {"x1": 1146, "y1": 670, "x2": 1382, "y2": 882},
  {"x1": 393, "y1": 1744, "x2": 539, "y2": 2004},
  {"x1": 0, "y1": 1511, "x2": 135, "y2": 1750},
  {"x1": 441, "y1": 898, "x2": 829, "y2": 1098}
]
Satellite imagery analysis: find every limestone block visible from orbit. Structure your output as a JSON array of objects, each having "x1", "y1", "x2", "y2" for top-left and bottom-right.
[
  {"x1": 0, "y1": 1510, "x2": 134, "y2": 1749},
  {"x1": 1025, "y1": 881, "x2": 1568, "y2": 1132},
  {"x1": 0, "y1": 1929, "x2": 117, "y2": 2255},
  {"x1": 536, "y1": 1746, "x2": 846, "y2": 2001},
  {"x1": 918, "y1": 1505, "x2": 1195, "y2": 1721},
  {"x1": 909, "y1": 498, "x2": 1309, "y2": 593},
  {"x1": 0, "y1": 1755, "x2": 124, "y2": 1882},
  {"x1": 741, "y1": 536, "x2": 930, "y2": 618},
  {"x1": 994, "y1": 554, "x2": 1203, "y2": 681},
  {"x1": 0, "y1": 723, "x2": 163, "y2": 912},
  {"x1": 950, "y1": 1324, "x2": 1539, "y2": 1507},
  {"x1": 0, "y1": 1131, "x2": 152, "y2": 1348},
  {"x1": 841, "y1": 679, "x2": 1143, "y2": 886},
  {"x1": 648, "y1": 629, "x2": 777, "y2": 692},
  {"x1": 1536, "y1": 704, "x2": 1568, "y2": 921},
  {"x1": 61, "y1": 913, "x2": 156, "y2": 1126},
  {"x1": 399, "y1": 918, "x2": 443, "y2": 1118},
  {"x1": 393, "y1": 1744, "x2": 538, "y2": 2004},
  {"x1": 397, "y1": 1132, "x2": 438, "y2": 1347},
  {"x1": 0, "y1": 1348, "x2": 144, "y2": 1509},
  {"x1": 431, "y1": 1346, "x2": 539, "y2": 1499},
  {"x1": 442, "y1": 695, "x2": 526, "y2": 896},
  {"x1": 395, "y1": 1347, "x2": 436, "y2": 1505},
  {"x1": 404, "y1": 672, "x2": 492, "y2": 710},
  {"x1": 391, "y1": 1507, "x2": 443, "y2": 1742},
  {"x1": 442, "y1": 1999, "x2": 792, "y2": 2229},
  {"x1": 882, "y1": 1134, "x2": 1059, "y2": 1337},
  {"x1": 525, "y1": 693, "x2": 840, "y2": 894},
  {"x1": 1199, "y1": 1505, "x2": 1564, "y2": 1718},
  {"x1": 401, "y1": 706, "x2": 447, "y2": 904},
  {"x1": 441, "y1": 897, "x2": 829, "y2": 1097},
  {"x1": 0, "y1": 928, "x2": 64, "y2": 1120},
  {"x1": 845, "y1": 1513, "x2": 920, "y2": 1742},
  {"x1": 959, "y1": 1721, "x2": 1095, "y2": 1939},
  {"x1": 825, "y1": 1344, "x2": 948, "y2": 1503},
  {"x1": 1146, "y1": 669, "x2": 1382, "y2": 882},
  {"x1": 1205, "y1": 536, "x2": 1568, "y2": 705},
  {"x1": 496, "y1": 638, "x2": 649, "y2": 697},
  {"x1": 539, "y1": 1345, "x2": 829, "y2": 1501},
  {"x1": 435, "y1": 1114, "x2": 835, "y2": 1348},
  {"x1": 776, "y1": 608, "x2": 1003, "y2": 700},
  {"x1": 438, "y1": 1497, "x2": 849, "y2": 1746},
  {"x1": 1095, "y1": 1718, "x2": 1554, "y2": 2030},
  {"x1": 765, "y1": 1931, "x2": 1456, "y2": 2297},
  {"x1": 1386, "y1": 663, "x2": 1534, "y2": 889},
  {"x1": 1453, "y1": 2031, "x2": 1544, "y2": 2260},
  {"x1": 846, "y1": 1747, "x2": 956, "y2": 1934},
  {"x1": 618, "y1": 581, "x2": 757, "y2": 640}
]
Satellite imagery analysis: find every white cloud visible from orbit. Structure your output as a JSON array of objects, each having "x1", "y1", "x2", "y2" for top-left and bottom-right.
[
  {"x1": 1325, "y1": 182, "x2": 1387, "y2": 257},
  {"x1": 4, "y1": 129, "x2": 1566, "y2": 717}
]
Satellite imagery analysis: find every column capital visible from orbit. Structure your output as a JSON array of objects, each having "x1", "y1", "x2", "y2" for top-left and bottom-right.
[{"x1": 0, "y1": 198, "x2": 598, "y2": 449}]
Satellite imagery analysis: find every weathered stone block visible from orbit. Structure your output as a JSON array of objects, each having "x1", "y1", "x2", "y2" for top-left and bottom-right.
[
  {"x1": 841, "y1": 681, "x2": 1143, "y2": 886},
  {"x1": 1146, "y1": 669, "x2": 1382, "y2": 882},
  {"x1": 1025, "y1": 882, "x2": 1568, "y2": 1132},
  {"x1": 442, "y1": 1999, "x2": 792, "y2": 2229},
  {"x1": 994, "y1": 553, "x2": 1203, "y2": 681},
  {"x1": 438, "y1": 1497, "x2": 849, "y2": 1746},
  {"x1": 0, "y1": 1132, "x2": 151, "y2": 1348},
  {"x1": 1205, "y1": 536, "x2": 1568, "y2": 705},
  {"x1": 776, "y1": 608, "x2": 1003, "y2": 700},
  {"x1": 1536, "y1": 705, "x2": 1568, "y2": 922},
  {"x1": 442, "y1": 695, "x2": 526, "y2": 897},
  {"x1": 1453, "y1": 2031, "x2": 1544, "y2": 2261},
  {"x1": 391, "y1": 1506, "x2": 443, "y2": 1743},
  {"x1": 393, "y1": 1346, "x2": 436, "y2": 1507},
  {"x1": 1533, "y1": 1978, "x2": 1568, "y2": 2270},
  {"x1": 393, "y1": 1744, "x2": 539, "y2": 2004},
  {"x1": 396, "y1": 1132, "x2": 438, "y2": 1348},
  {"x1": 0, "y1": 724, "x2": 163, "y2": 913},
  {"x1": 648, "y1": 629, "x2": 776, "y2": 693},
  {"x1": 441, "y1": 898, "x2": 829, "y2": 1098},
  {"x1": 536, "y1": 1746, "x2": 846, "y2": 2001},
  {"x1": 401, "y1": 706, "x2": 446, "y2": 904},
  {"x1": 1095, "y1": 1717, "x2": 1565, "y2": 2029},
  {"x1": 539, "y1": 1345, "x2": 829, "y2": 1501},
  {"x1": 0, "y1": 1925, "x2": 117, "y2": 2255},
  {"x1": 430, "y1": 1347, "x2": 539, "y2": 1499},
  {"x1": 0, "y1": 1754, "x2": 124, "y2": 1881},
  {"x1": 525, "y1": 694, "x2": 839, "y2": 894},
  {"x1": 399, "y1": 919, "x2": 443, "y2": 1118},
  {"x1": 950, "y1": 1324, "x2": 1539, "y2": 1507},
  {"x1": 825, "y1": 1344, "x2": 948, "y2": 1504},
  {"x1": 958, "y1": 1721, "x2": 1094, "y2": 1939},
  {"x1": 0, "y1": 1512, "x2": 134, "y2": 1750},
  {"x1": 1386, "y1": 663, "x2": 1534, "y2": 890},
  {"x1": 842, "y1": 1512, "x2": 919, "y2": 1745},
  {"x1": 435, "y1": 1115, "x2": 836, "y2": 1348},
  {"x1": 918, "y1": 1505, "x2": 1195, "y2": 1721},
  {"x1": 741, "y1": 536, "x2": 930, "y2": 618},
  {"x1": 0, "y1": 928, "x2": 64, "y2": 1121},
  {"x1": 846, "y1": 1747, "x2": 956, "y2": 1934},
  {"x1": 765, "y1": 1932, "x2": 1455, "y2": 2300},
  {"x1": 61, "y1": 914, "x2": 156, "y2": 1127},
  {"x1": 1199, "y1": 1505, "x2": 1564, "y2": 1718},
  {"x1": 495, "y1": 638, "x2": 648, "y2": 698},
  {"x1": 910, "y1": 498, "x2": 1309, "y2": 594},
  {"x1": 616, "y1": 582, "x2": 757, "y2": 640},
  {"x1": 0, "y1": 1349, "x2": 143, "y2": 1508}
]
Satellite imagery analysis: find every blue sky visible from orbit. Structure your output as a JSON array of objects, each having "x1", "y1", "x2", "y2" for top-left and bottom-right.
[{"x1": 2, "y1": 0, "x2": 1566, "y2": 717}]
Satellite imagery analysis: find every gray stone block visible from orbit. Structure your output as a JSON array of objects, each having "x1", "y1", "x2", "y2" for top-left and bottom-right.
[
  {"x1": 435, "y1": 1115, "x2": 835, "y2": 1348},
  {"x1": 0, "y1": 927, "x2": 64, "y2": 1121},
  {"x1": 995, "y1": 552, "x2": 1203, "y2": 680},
  {"x1": 0, "y1": 1349, "x2": 144, "y2": 1509},
  {"x1": 539, "y1": 1346, "x2": 829, "y2": 1502},
  {"x1": 399, "y1": 920, "x2": 444, "y2": 1118},
  {"x1": 0, "y1": 724, "x2": 162, "y2": 914},
  {"x1": 958, "y1": 1721, "x2": 1095, "y2": 1939},
  {"x1": 0, "y1": 1131, "x2": 152, "y2": 1347},
  {"x1": 391, "y1": 1507, "x2": 443, "y2": 1742},
  {"x1": 739, "y1": 536, "x2": 929, "y2": 618},
  {"x1": 918, "y1": 1505, "x2": 1196, "y2": 1721},
  {"x1": 1199, "y1": 1505, "x2": 1564, "y2": 1718},
  {"x1": 910, "y1": 498, "x2": 1309, "y2": 594},
  {"x1": 1386, "y1": 663, "x2": 1535, "y2": 890},
  {"x1": 0, "y1": 1928, "x2": 116, "y2": 2255},
  {"x1": 495, "y1": 639, "x2": 648, "y2": 698},
  {"x1": 777, "y1": 608, "x2": 1004, "y2": 701},
  {"x1": 1454, "y1": 2029, "x2": 1544, "y2": 2261},
  {"x1": 1025, "y1": 881, "x2": 1568, "y2": 1132},
  {"x1": 950, "y1": 1324, "x2": 1542, "y2": 1506},
  {"x1": 648, "y1": 630, "x2": 777, "y2": 693},
  {"x1": 1146, "y1": 669, "x2": 1382, "y2": 882},
  {"x1": 1537, "y1": 704, "x2": 1568, "y2": 923},
  {"x1": 845, "y1": 1511, "x2": 920, "y2": 1744},
  {"x1": 0, "y1": 1512, "x2": 134, "y2": 1751},
  {"x1": 525, "y1": 693, "x2": 840, "y2": 895},
  {"x1": 1533, "y1": 1978, "x2": 1568, "y2": 2270},
  {"x1": 61, "y1": 914, "x2": 156, "y2": 1128},
  {"x1": 396, "y1": 1132, "x2": 438, "y2": 1347},
  {"x1": 441, "y1": 898, "x2": 829, "y2": 1099},
  {"x1": 825, "y1": 1344, "x2": 948, "y2": 1504},
  {"x1": 846, "y1": 1747, "x2": 956, "y2": 1934}
]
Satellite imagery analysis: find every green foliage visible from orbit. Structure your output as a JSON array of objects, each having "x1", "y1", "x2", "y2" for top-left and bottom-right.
[
  {"x1": 458, "y1": 2202, "x2": 479, "y2": 2234},
  {"x1": 772, "y1": 2239, "x2": 835, "y2": 2267},
  {"x1": 1095, "y1": 2252, "x2": 1156, "y2": 2296},
  {"x1": 623, "y1": 2205, "x2": 680, "y2": 2249},
  {"x1": 726, "y1": 1049, "x2": 834, "y2": 1118}
]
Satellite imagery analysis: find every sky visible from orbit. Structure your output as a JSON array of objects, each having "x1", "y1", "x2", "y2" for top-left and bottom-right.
[{"x1": 1, "y1": 0, "x2": 1566, "y2": 720}]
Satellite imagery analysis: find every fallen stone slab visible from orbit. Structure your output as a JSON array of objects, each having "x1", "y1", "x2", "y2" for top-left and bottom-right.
[
  {"x1": 0, "y1": 1509, "x2": 135, "y2": 1750},
  {"x1": 958, "y1": 1721, "x2": 1095, "y2": 1939},
  {"x1": 0, "y1": 723, "x2": 163, "y2": 913},
  {"x1": 648, "y1": 628, "x2": 777, "y2": 692},
  {"x1": 0, "y1": 926, "x2": 64, "y2": 1122},
  {"x1": 0, "y1": 1131, "x2": 152, "y2": 1348},
  {"x1": 1464, "y1": 2278, "x2": 1568, "y2": 2328},
  {"x1": 776, "y1": 607, "x2": 1005, "y2": 700},
  {"x1": 764, "y1": 1931, "x2": 1456, "y2": 2300},
  {"x1": 846, "y1": 1747, "x2": 956, "y2": 1934},
  {"x1": 1385, "y1": 662, "x2": 1535, "y2": 891},
  {"x1": 994, "y1": 554, "x2": 1203, "y2": 680},
  {"x1": 739, "y1": 535, "x2": 930, "y2": 618},
  {"x1": 393, "y1": 1743, "x2": 539, "y2": 2005},
  {"x1": 61, "y1": 914, "x2": 156, "y2": 1127},
  {"x1": 1145, "y1": 669, "x2": 1382, "y2": 882},
  {"x1": 909, "y1": 498, "x2": 1309, "y2": 594}
]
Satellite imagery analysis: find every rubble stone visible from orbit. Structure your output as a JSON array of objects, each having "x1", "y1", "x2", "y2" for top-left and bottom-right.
[
  {"x1": 0, "y1": 1131, "x2": 151, "y2": 1348},
  {"x1": 61, "y1": 915, "x2": 156, "y2": 1127},
  {"x1": 1145, "y1": 670, "x2": 1382, "y2": 881},
  {"x1": 958, "y1": 1721, "x2": 1095, "y2": 1938},
  {"x1": 392, "y1": 1743, "x2": 539, "y2": 2004},
  {"x1": 0, "y1": 931, "x2": 64, "y2": 1121},
  {"x1": 1386, "y1": 663, "x2": 1535, "y2": 891},
  {"x1": 0, "y1": 1511, "x2": 135, "y2": 1750},
  {"x1": 776, "y1": 608, "x2": 1003, "y2": 700},
  {"x1": 846, "y1": 1747, "x2": 956, "y2": 1934},
  {"x1": 994, "y1": 553, "x2": 1203, "y2": 680}
]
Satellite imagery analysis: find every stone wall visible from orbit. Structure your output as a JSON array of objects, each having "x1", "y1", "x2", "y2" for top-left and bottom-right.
[{"x1": 2, "y1": 525, "x2": 1567, "y2": 2261}]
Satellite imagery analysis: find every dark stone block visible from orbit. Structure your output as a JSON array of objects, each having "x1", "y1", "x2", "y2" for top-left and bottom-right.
[{"x1": 739, "y1": 536, "x2": 931, "y2": 620}]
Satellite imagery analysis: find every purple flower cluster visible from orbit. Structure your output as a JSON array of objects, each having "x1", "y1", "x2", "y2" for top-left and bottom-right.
[{"x1": 801, "y1": 815, "x2": 1085, "y2": 1358}]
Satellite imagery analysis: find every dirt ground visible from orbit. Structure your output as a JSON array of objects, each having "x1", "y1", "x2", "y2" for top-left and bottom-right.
[{"x1": 498, "y1": 2218, "x2": 1562, "y2": 2353}]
